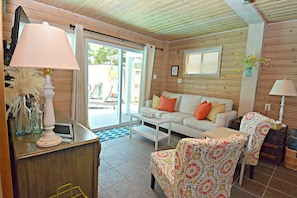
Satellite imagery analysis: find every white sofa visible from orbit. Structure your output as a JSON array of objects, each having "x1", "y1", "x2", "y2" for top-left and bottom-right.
[{"x1": 140, "y1": 91, "x2": 237, "y2": 138}]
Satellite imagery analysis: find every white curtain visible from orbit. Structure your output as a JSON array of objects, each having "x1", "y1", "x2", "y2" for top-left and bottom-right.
[
  {"x1": 71, "y1": 24, "x2": 90, "y2": 128},
  {"x1": 139, "y1": 44, "x2": 155, "y2": 108}
]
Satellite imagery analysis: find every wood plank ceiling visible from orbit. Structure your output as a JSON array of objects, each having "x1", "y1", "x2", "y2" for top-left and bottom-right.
[{"x1": 31, "y1": 0, "x2": 297, "y2": 41}]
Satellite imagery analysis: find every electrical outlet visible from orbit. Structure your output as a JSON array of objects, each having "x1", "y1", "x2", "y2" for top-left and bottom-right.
[{"x1": 265, "y1": 104, "x2": 271, "y2": 111}]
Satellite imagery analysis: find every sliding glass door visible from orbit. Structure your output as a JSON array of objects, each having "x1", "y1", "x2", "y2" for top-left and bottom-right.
[{"x1": 87, "y1": 40, "x2": 143, "y2": 130}]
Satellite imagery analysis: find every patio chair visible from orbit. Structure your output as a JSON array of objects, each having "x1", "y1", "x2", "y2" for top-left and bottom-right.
[
  {"x1": 89, "y1": 85, "x2": 123, "y2": 109},
  {"x1": 150, "y1": 134, "x2": 247, "y2": 197}
]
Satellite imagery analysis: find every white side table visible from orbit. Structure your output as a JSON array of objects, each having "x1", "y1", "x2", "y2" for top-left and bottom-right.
[{"x1": 203, "y1": 127, "x2": 248, "y2": 139}]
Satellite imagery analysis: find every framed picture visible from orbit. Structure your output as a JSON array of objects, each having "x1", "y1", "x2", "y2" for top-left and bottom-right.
[
  {"x1": 53, "y1": 122, "x2": 74, "y2": 139},
  {"x1": 171, "y1": 65, "x2": 179, "y2": 77}
]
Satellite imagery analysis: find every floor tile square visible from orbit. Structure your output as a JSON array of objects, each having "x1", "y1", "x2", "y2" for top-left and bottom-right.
[
  {"x1": 99, "y1": 169, "x2": 125, "y2": 189},
  {"x1": 115, "y1": 161, "x2": 144, "y2": 178},
  {"x1": 97, "y1": 129, "x2": 297, "y2": 198},
  {"x1": 105, "y1": 179, "x2": 141, "y2": 198}
]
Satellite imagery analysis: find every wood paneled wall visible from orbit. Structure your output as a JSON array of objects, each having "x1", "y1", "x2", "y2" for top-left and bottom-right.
[
  {"x1": 256, "y1": 21, "x2": 297, "y2": 130},
  {"x1": 0, "y1": 0, "x2": 14, "y2": 195},
  {"x1": 167, "y1": 29, "x2": 248, "y2": 110},
  {"x1": 3, "y1": 0, "x2": 166, "y2": 116},
  {"x1": 150, "y1": 43, "x2": 169, "y2": 96},
  {"x1": 3, "y1": 0, "x2": 297, "y2": 131}
]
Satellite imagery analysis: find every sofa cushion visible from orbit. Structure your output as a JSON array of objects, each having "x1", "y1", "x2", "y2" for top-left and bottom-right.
[
  {"x1": 162, "y1": 91, "x2": 183, "y2": 112},
  {"x1": 140, "y1": 107, "x2": 170, "y2": 118},
  {"x1": 194, "y1": 101, "x2": 212, "y2": 120},
  {"x1": 206, "y1": 102, "x2": 226, "y2": 122},
  {"x1": 155, "y1": 110, "x2": 170, "y2": 117},
  {"x1": 184, "y1": 117, "x2": 218, "y2": 132},
  {"x1": 162, "y1": 112, "x2": 192, "y2": 124},
  {"x1": 201, "y1": 96, "x2": 233, "y2": 112},
  {"x1": 152, "y1": 94, "x2": 160, "y2": 109},
  {"x1": 158, "y1": 95, "x2": 176, "y2": 112},
  {"x1": 179, "y1": 94, "x2": 203, "y2": 114}
]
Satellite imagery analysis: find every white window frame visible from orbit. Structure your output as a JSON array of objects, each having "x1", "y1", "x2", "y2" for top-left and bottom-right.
[{"x1": 183, "y1": 46, "x2": 222, "y2": 77}]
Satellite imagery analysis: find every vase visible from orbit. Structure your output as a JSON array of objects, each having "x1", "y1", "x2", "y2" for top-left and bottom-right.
[
  {"x1": 30, "y1": 102, "x2": 43, "y2": 134},
  {"x1": 16, "y1": 96, "x2": 31, "y2": 136},
  {"x1": 245, "y1": 67, "x2": 252, "y2": 77}
]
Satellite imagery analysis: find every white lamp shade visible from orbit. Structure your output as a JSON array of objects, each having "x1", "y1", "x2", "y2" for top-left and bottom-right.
[
  {"x1": 269, "y1": 79, "x2": 297, "y2": 96},
  {"x1": 9, "y1": 22, "x2": 80, "y2": 70}
]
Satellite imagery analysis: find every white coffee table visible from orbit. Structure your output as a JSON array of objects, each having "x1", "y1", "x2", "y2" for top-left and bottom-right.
[{"x1": 130, "y1": 113, "x2": 171, "y2": 150}]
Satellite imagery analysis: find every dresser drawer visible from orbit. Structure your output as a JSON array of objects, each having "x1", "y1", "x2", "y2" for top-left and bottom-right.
[
  {"x1": 260, "y1": 152, "x2": 283, "y2": 165},
  {"x1": 261, "y1": 142, "x2": 284, "y2": 157},
  {"x1": 264, "y1": 126, "x2": 288, "y2": 146},
  {"x1": 264, "y1": 134, "x2": 286, "y2": 146}
]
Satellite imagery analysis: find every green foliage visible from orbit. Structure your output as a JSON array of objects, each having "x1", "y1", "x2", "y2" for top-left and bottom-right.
[
  {"x1": 234, "y1": 52, "x2": 271, "y2": 72},
  {"x1": 88, "y1": 43, "x2": 119, "y2": 65},
  {"x1": 134, "y1": 62, "x2": 142, "y2": 69}
]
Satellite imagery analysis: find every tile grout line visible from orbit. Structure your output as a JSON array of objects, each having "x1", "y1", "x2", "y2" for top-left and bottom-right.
[
  {"x1": 234, "y1": 176, "x2": 266, "y2": 198},
  {"x1": 261, "y1": 165, "x2": 277, "y2": 198}
]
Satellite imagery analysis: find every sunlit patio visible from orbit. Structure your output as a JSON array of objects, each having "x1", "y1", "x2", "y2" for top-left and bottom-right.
[{"x1": 88, "y1": 103, "x2": 139, "y2": 131}]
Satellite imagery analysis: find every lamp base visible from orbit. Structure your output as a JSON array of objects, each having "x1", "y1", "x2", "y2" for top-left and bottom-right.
[{"x1": 36, "y1": 131, "x2": 62, "y2": 147}]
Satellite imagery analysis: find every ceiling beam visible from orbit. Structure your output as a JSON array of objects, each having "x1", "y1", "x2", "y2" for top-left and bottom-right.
[
  {"x1": 224, "y1": 0, "x2": 265, "y2": 24},
  {"x1": 225, "y1": 0, "x2": 266, "y2": 116}
]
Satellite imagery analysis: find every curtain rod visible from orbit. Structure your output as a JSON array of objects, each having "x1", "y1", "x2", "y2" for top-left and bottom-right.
[{"x1": 69, "y1": 24, "x2": 163, "y2": 51}]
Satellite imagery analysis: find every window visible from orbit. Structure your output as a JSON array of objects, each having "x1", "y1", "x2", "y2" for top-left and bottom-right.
[
  {"x1": 66, "y1": 32, "x2": 76, "y2": 53},
  {"x1": 184, "y1": 46, "x2": 222, "y2": 77}
]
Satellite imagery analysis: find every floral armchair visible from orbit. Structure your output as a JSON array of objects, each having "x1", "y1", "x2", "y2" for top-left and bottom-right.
[
  {"x1": 150, "y1": 134, "x2": 247, "y2": 198},
  {"x1": 239, "y1": 112, "x2": 272, "y2": 185}
]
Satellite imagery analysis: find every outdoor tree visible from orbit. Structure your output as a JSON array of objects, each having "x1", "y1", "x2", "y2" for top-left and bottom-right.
[{"x1": 88, "y1": 43, "x2": 118, "y2": 65}]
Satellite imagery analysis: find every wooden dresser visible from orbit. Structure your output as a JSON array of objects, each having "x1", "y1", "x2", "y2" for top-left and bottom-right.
[
  {"x1": 259, "y1": 126, "x2": 288, "y2": 165},
  {"x1": 10, "y1": 110, "x2": 100, "y2": 198}
]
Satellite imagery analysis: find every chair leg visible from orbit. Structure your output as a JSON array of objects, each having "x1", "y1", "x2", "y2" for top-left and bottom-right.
[
  {"x1": 151, "y1": 174, "x2": 155, "y2": 189},
  {"x1": 239, "y1": 161, "x2": 245, "y2": 186},
  {"x1": 249, "y1": 165, "x2": 254, "y2": 179}
]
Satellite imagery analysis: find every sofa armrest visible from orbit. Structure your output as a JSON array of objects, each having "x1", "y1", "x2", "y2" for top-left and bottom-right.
[
  {"x1": 146, "y1": 100, "x2": 152, "y2": 107},
  {"x1": 216, "y1": 110, "x2": 238, "y2": 127}
]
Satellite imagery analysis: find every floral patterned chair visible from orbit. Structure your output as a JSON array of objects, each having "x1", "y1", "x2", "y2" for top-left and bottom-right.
[
  {"x1": 150, "y1": 134, "x2": 247, "y2": 198},
  {"x1": 239, "y1": 112, "x2": 272, "y2": 185}
]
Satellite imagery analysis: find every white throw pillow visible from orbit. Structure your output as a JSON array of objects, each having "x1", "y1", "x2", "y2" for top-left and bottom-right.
[{"x1": 179, "y1": 94, "x2": 202, "y2": 114}]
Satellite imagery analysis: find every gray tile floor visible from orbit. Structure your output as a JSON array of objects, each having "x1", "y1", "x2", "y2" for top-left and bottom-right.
[{"x1": 98, "y1": 132, "x2": 297, "y2": 198}]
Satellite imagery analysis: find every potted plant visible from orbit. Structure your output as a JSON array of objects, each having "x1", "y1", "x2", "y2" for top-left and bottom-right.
[{"x1": 235, "y1": 53, "x2": 270, "y2": 77}]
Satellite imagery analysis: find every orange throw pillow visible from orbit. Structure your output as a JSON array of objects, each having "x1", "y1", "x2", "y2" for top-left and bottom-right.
[
  {"x1": 158, "y1": 95, "x2": 177, "y2": 112},
  {"x1": 194, "y1": 101, "x2": 212, "y2": 120}
]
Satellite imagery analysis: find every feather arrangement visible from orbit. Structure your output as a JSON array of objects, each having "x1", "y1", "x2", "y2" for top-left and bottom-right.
[{"x1": 4, "y1": 67, "x2": 45, "y2": 119}]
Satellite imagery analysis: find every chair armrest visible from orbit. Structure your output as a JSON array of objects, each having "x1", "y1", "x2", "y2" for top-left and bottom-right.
[
  {"x1": 216, "y1": 110, "x2": 238, "y2": 127},
  {"x1": 146, "y1": 100, "x2": 152, "y2": 107}
]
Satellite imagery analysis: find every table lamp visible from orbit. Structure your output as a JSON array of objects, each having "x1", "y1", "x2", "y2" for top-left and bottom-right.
[
  {"x1": 269, "y1": 78, "x2": 297, "y2": 124},
  {"x1": 9, "y1": 22, "x2": 80, "y2": 147}
]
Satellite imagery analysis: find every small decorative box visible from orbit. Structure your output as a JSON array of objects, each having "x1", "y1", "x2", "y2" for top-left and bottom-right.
[
  {"x1": 141, "y1": 111, "x2": 156, "y2": 118},
  {"x1": 271, "y1": 123, "x2": 282, "y2": 130}
]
